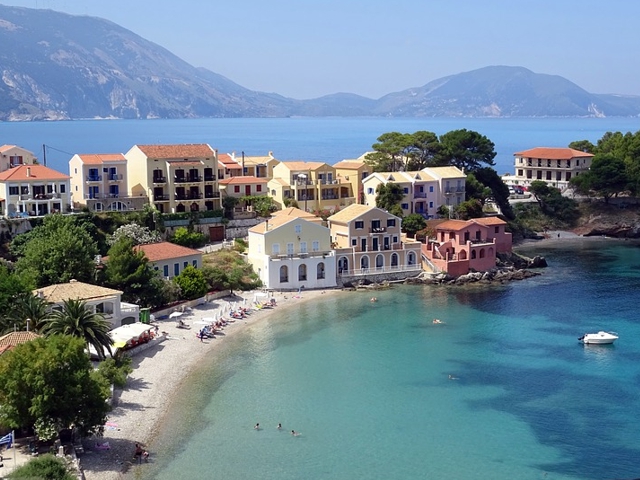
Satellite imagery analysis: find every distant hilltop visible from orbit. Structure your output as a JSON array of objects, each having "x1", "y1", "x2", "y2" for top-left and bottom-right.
[{"x1": 1, "y1": 5, "x2": 640, "y2": 121}]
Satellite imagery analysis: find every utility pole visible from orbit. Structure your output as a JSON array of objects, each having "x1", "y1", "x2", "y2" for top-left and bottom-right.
[{"x1": 42, "y1": 144, "x2": 47, "y2": 166}]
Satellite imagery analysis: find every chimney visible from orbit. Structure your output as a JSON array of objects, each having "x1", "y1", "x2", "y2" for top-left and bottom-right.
[
  {"x1": 26, "y1": 167, "x2": 31, "y2": 177},
  {"x1": 26, "y1": 318, "x2": 31, "y2": 332}
]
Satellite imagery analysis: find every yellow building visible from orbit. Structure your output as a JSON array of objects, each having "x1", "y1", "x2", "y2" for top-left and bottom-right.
[
  {"x1": 124, "y1": 144, "x2": 220, "y2": 214},
  {"x1": 268, "y1": 161, "x2": 355, "y2": 213},
  {"x1": 333, "y1": 158, "x2": 372, "y2": 204},
  {"x1": 247, "y1": 215, "x2": 336, "y2": 290},
  {"x1": 0, "y1": 145, "x2": 38, "y2": 173}
]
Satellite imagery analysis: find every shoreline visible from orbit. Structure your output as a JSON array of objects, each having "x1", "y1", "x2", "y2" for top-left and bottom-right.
[{"x1": 82, "y1": 288, "x2": 341, "y2": 480}]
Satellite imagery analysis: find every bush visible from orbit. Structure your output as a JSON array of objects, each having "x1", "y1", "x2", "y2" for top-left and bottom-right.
[
  {"x1": 97, "y1": 357, "x2": 133, "y2": 388},
  {"x1": 170, "y1": 227, "x2": 207, "y2": 249},
  {"x1": 7, "y1": 454, "x2": 76, "y2": 479},
  {"x1": 173, "y1": 266, "x2": 208, "y2": 300}
]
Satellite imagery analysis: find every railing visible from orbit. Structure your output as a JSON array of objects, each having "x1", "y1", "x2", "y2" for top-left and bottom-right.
[
  {"x1": 204, "y1": 175, "x2": 215, "y2": 181},
  {"x1": 338, "y1": 264, "x2": 422, "y2": 276},
  {"x1": 175, "y1": 193, "x2": 203, "y2": 200},
  {"x1": 187, "y1": 175, "x2": 203, "y2": 182},
  {"x1": 153, "y1": 176, "x2": 167, "y2": 183},
  {"x1": 86, "y1": 175, "x2": 102, "y2": 181},
  {"x1": 204, "y1": 192, "x2": 221, "y2": 198},
  {"x1": 269, "y1": 250, "x2": 332, "y2": 260},
  {"x1": 153, "y1": 194, "x2": 170, "y2": 201},
  {"x1": 370, "y1": 226, "x2": 386, "y2": 233},
  {"x1": 108, "y1": 174, "x2": 123, "y2": 181},
  {"x1": 414, "y1": 192, "x2": 427, "y2": 198},
  {"x1": 445, "y1": 187, "x2": 465, "y2": 194}
]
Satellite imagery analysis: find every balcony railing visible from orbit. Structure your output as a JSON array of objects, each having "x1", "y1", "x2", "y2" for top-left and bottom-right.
[
  {"x1": 204, "y1": 192, "x2": 221, "y2": 199},
  {"x1": 108, "y1": 174, "x2": 123, "y2": 181},
  {"x1": 86, "y1": 175, "x2": 102, "y2": 182},
  {"x1": 153, "y1": 194, "x2": 170, "y2": 201},
  {"x1": 414, "y1": 192, "x2": 427, "y2": 198},
  {"x1": 370, "y1": 226, "x2": 386, "y2": 233},
  {"x1": 269, "y1": 250, "x2": 332, "y2": 260},
  {"x1": 444, "y1": 187, "x2": 465, "y2": 194},
  {"x1": 174, "y1": 175, "x2": 203, "y2": 183},
  {"x1": 153, "y1": 176, "x2": 167, "y2": 183},
  {"x1": 204, "y1": 175, "x2": 215, "y2": 181},
  {"x1": 338, "y1": 264, "x2": 422, "y2": 276}
]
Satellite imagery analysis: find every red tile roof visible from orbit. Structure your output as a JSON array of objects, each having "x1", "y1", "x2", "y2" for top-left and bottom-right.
[
  {"x1": 436, "y1": 220, "x2": 475, "y2": 232},
  {"x1": 77, "y1": 153, "x2": 126, "y2": 164},
  {"x1": 0, "y1": 331, "x2": 41, "y2": 352},
  {"x1": 135, "y1": 242, "x2": 202, "y2": 262},
  {"x1": 219, "y1": 176, "x2": 268, "y2": 185},
  {"x1": 473, "y1": 217, "x2": 507, "y2": 226},
  {"x1": 514, "y1": 147, "x2": 594, "y2": 160},
  {"x1": 0, "y1": 165, "x2": 69, "y2": 181},
  {"x1": 219, "y1": 153, "x2": 241, "y2": 166},
  {"x1": 135, "y1": 144, "x2": 216, "y2": 159}
]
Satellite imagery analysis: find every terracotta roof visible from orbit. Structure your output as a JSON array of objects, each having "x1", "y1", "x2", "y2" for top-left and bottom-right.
[
  {"x1": 514, "y1": 147, "x2": 594, "y2": 160},
  {"x1": 219, "y1": 176, "x2": 268, "y2": 185},
  {"x1": 135, "y1": 242, "x2": 202, "y2": 262},
  {"x1": 248, "y1": 215, "x2": 297, "y2": 234},
  {"x1": 0, "y1": 165, "x2": 69, "y2": 181},
  {"x1": 0, "y1": 331, "x2": 41, "y2": 350},
  {"x1": 435, "y1": 220, "x2": 474, "y2": 232},
  {"x1": 0, "y1": 144, "x2": 18, "y2": 153},
  {"x1": 279, "y1": 161, "x2": 327, "y2": 171},
  {"x1": 76, "y1": 153, "x2": 125, "y2": 164},
  {"x1": 242, "y1": 153, "x2": 277, "y2": 165},
  {"x1": 327, "y1": 204, "x2": 376, "y2": 223},
  {"x1": 135, "y1": 144, "x2": 216, "y2": 159},
  {"x1": 473, "y1": 217, "x2": 507, "y2": 226},
  {"x1": 219, "y1": 154, "x2": 240, "y2": 166},
  {"x1": 268, "y1": 178, "x2": 289, "y2": 186},
  {"x1": 35, "y1": 280, "x2": 122, "y2": 303}
]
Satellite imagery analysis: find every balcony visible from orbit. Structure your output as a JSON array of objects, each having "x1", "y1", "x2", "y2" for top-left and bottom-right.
[
  {"x1": 444, "y1": 187, "x2": 465, "y2": 194},
  {"x1": 153, "y1": 194, "x2": 170, "y2": 201},
  {"x1": 175, "y1": 193, "x2": 204, "y2": 201},
  {"x1": 414, "y1": 192, "x2": 427, "y2": 198},
  {"x1": 204, "y1": 192, "x2": 221, "y2": 199},
  {"x1": 204, "y1": 175, "x2": 215, "y2": 182},
  {"x1": 108, "y1": 174, "x2": 123, "y2": 181},
  {"x1": 370, "y1": 226, "x2": 386, "y2": 233},
  {"x1": 86, "y1": 175, "x2": 102, "y2": 182},
  {"x1": 153, "y1": 176, "x2": 167, "y2": 184},
  {"x1": 175, "y1": 175, "x2": 203, "y2": 183}
]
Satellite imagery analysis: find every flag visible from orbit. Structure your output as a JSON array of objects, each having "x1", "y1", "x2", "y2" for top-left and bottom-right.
[{"x1": 0, "y1": 431, "x2": 12, "y2": 447}]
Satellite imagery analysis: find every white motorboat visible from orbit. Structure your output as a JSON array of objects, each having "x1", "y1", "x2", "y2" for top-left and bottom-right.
[{"x1": 578, "y1": 331, "x2": 618, "y2": 345}]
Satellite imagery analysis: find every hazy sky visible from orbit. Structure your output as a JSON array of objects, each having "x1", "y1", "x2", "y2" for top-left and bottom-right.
[{"x1": 3, "y1": 0, "x2": 639, "y2": 99}]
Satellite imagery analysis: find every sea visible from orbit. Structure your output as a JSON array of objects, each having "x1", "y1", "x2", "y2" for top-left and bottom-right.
[
  {"x1": 136, "y1": 238, "x2": 640, "y2": 480},
  {"x1": 3, "y1": 117, "x2": 640, "y2": 479},
  {"x1": 2, "y1": 116, "x2": 640, "y2": 175}
]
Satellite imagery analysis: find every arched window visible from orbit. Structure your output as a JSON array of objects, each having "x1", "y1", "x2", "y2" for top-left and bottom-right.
[
  {"x1": 280, "y1": 265, "x2": 288, "y2": 283},
  {"x1": 376, "y1": 254, "x2": 384, "y2": 270},
  {"x1": 391, "y1": 253, "x2": 399, "y2": 267},
  {"x1": 317, "y1": 262, "x2": 325, "y2": 279},
  {"x1": 479, "y1": 249, "x2": 485, "y2": 259},
  {"x1": 488, "y1": 247, "x2": 494, "y2": 257},
  {"x1": 190, "y1": 202, "x2": 199, "y2": 212},
  {"x1": 459, "y1": 250, "x2": 467, "y2": 260},
  {"x1": 407, "y1": 252, "x2": 416, "y2": 266},
  {"x1": 338, "y1": 257, "x2": 349, "y2": 274},
  {"x1": 298, "y1": 264, "x2": 307, "y2": 281},
  {"x1": 471, "y1": 250, "x2": 477, "y2": 259},
  {"x1": 176, "y1": 203, "x2": 186, "y2": 213},
  {"x1": 360, "y1": 256, "x2": 369, "y2": 271}
]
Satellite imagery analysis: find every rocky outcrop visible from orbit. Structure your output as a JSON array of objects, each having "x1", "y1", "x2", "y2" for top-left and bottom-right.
[
  {"x1": 407, "y1": 267, "x2": 541, "y2": 286},
  {"x1": 497, "y1": 251, "x2": 548, "y2": 269}
]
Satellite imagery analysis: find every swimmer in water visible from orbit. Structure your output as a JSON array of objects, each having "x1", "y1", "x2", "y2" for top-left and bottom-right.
[
  {"x1": 277, "y1": 423, "x2": 282, "y2": 430},
  {"x1": 291, "y1": 430, "x2": 300, "y2": 436},
  {"x1": 254, "y1": 423, "x2": 260, "y2": 430}
]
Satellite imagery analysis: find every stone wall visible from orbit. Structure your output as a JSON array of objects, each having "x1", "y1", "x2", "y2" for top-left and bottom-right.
[
  {"x1": 225, "y1": 217, "x2": 264, "y2": 240},
  {"x1": 338, "y1": 269, "x2": 423, "y2": 288}
]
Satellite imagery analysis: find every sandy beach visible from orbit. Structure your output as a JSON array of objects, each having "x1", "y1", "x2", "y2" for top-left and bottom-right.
[{"x1": 81, "y1": 288, "x2": 341, "y2": 480}]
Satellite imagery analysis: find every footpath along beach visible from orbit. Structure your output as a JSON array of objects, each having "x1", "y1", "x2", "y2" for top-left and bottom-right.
[{"x1": 82, "y1": 288, "x2": 340, "y2": 480}]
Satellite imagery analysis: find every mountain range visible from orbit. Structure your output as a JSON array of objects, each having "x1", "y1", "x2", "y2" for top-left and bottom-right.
[{"x1": 1, "y1": 4, "x2": 640, "y2": 121}]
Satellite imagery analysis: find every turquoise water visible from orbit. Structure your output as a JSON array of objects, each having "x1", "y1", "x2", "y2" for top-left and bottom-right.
[
  {"x1": 3, "y1": 116, "x2": 640, "y2": 174},
  {"x1": 139, "y1": 239, "x2": 640, "y2": 480}
]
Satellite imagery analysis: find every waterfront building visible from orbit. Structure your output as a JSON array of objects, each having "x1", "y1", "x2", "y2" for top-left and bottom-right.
[
  {"x1": 421, "y1": 217, "x2": 512, "y2": 276},
  {"x1": 328, "y1": 204, "x2": 422, "y2": 278},
  {"x1": 512, "y1": 147, "x2": 594, "y2": 190},
  {"x1": 218, "y1": 153, "x2": 242, "y2": 178},
  {"x1": 0, "y1": 164, "x2": 71, "y2": 217},
  {"x1": 0, "y1": 144, "x2": 38, "y2": 172},
  {"x1": 35, "y1": 280, "x2": 139, "y2": 328},
  {"x1": 134, "y1": 242, "x2": 203, "y2": 279},
  {"x1": 219, "y1": 176, "x2": 269, "y2": 217},
  {"x1": 267, "y1": 161, "x2": 356, "y2": 213},
  {"x1": 125, "y1": 144, "x2": 220, "y2": 214},
  {"x1": 333, "y1": 157, "x2": 372, "y2": 205},
  {"x1": 69, "y1": 153, "x2": 147, "y2": 212},
  {"x1": 247, "y1": 215, "x2": 336, "y2": 290}
]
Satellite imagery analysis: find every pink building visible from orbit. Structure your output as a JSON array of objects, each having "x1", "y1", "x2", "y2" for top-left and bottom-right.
[{"x1": 422, "y1": 217, "x2": 512, "y2": 276}]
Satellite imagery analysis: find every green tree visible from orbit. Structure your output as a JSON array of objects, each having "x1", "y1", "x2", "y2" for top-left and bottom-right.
[
  {"x1": 438, "y1": 129, "x2": 496, "y2": 172},
  {"x1": 472, "y1": 168, "x2": 514, "y2": 220},
  {"x1": 104, "y1": 238, "x2": 161, "y2": 307},
  {"x1": 455, "y1": 199, "x2": 484, "y2": 220},
  {"x1": 401, "y1": 213, "x2": 426, "y2": 238},
  {"x1": 3, "y1": 293, "x2": 51, "y2": 334},
  {"x1": 174, "y1": 265, "x2": 208, "y2": 300},
  {"x1": 222, "y1": 196, "x2": 239, "y2": 219},
  {"x1": 365, "y1": 132, "x2": 412, "y2": 172},
  {"x1": 0, "y1": 266, "x2": 32, "y2": 333},
  {"x1": 40, "y1": 299, "x2": 113, "y2": 360},
  {"x1": 6, "y1": 454, "x2": 76, "y2": 480},
  {"x1": 375, "y1": 183, "x2": 404, "y2": 213},
  {"x1": 171, "y1": 226, "x2": 206, "y2": 249},
  {"x1": 568, "y1": 139, "x2": 596, "y2": 153},
  {"x1": 0, "y1": 335, "x2": 110, "y2": 439},
  {"x1": 570, "y1": 153, "x2": 628, "y2": 203},
  {"x1": 528, "y1": 180, "x2": 580, "y2": 223},
  {"x1": 406, "y1": 131, "x2": 442, "y2": 170},
  {"x1": 12, "y1": 215, "x2": 98, "y2": 288}
]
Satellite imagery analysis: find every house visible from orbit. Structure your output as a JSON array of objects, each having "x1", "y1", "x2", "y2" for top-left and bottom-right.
[
  {"x1": 238, "y1": 151, "x2": 280, "y2": 178},
  {"x1": 219, "y1": 176, "x2": 269, "y2": 216},
  {"x1": 361, "y1": 166, "x2": 466, "y2": 218},
  {"x1": 69, "y1": 153, "x2": 148, "y2": 212},
  {"x1": 0, "y1": 145, "x2": 38, "y2": 173},
  {"x1": 268, "y1": 161, "x2": 355, "y2": 212},
  {"x1": 0, "y1": 331, "x2": 41, "y2": 356},
  {"x1": 327, "y1": 204, "x2": 422, "y2": 277},
  {"x1": 35, "y1": 280, "x2": 139, "y2": 328},
  {"x1": 124, "y1": 144, "x2": 220, "y2": 214},
  {"x1": 135, "y1": 242, "x2": 203, "y2": 279},
  {"x1": 421, "y1": 217, "x2": 512, "y2": 276},
  {"x1": 513, "y1": 147, "x2": 594, "y2": 190},
  {"x1": 0, "y1": 165, "x2": 71, "y2": 218},
  {"x1": 271, "y1": 207, "x2": 324, "y2": 225},
  {"x1": 333, "y1": 158, "x2": 372, "y2": 204},
  {"x1": 218, "y1": 153, "x2": 243, "y2": 178},
  {"x1": 247, "y1": 215, "x2": 337, "y2": 290}
]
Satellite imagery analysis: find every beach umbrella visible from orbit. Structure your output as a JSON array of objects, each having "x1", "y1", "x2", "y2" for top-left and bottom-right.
[{"x1": 169, "y1": 311, "x2": 183, "y2": 319}]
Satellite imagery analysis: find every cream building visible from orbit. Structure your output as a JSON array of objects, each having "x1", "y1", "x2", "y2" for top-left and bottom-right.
[
  {"x1": 247, "y1": 215, "x2": 337, "y2": 290},
  {"x1": 268, "y1": 161, "x2": 356, "y2": 213},
  {"x1": 328, "y1": 204, "x2": 422, "y2": 276},
  {"x1": 0, "y1": 145, "x2": 38, "y2": 172},
  {"x1": 69, "y1": 153, "x2": 147, "y2": 212},
  {"x1": 513, "y1": 147, "x2": 594, "y2": 189},
  {"x1": 0, "y1": 165, "x2": 71, "y2": 218},
  {"x1": 125, "y1": 144, "x2": 220, "y2": 214},
  {"x1": 333, "y1": 158, "x2": 372, "y2": 205},
  {"x1": 237, "y1": 151, "x2": 280, "y2": 178}
]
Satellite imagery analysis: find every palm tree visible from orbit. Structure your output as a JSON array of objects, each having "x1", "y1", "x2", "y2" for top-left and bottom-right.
[
  {"x1": 10, "y1": 293, "x2": 52, "y2": 332},
  {"x1": 40, "y1": 299, "x2": 113, "y2": 360}
]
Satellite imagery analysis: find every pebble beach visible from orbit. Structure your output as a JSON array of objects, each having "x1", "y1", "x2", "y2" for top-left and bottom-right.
[{"x1": 81, "y1": 288, "x2": 339, "y2": 480}]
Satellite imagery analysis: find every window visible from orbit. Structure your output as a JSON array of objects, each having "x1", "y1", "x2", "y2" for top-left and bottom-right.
[
  {"x1": 517, "y1": 169, "x2": 523, "y2": 176},
  {"x1": 280, "y1": 265, "x2": 289, "y2": 283},
  {"x1": 184, "y1": 261, "x2": 188, "y2": 268},
  {"x1": 9, "y1": 186, "x2": 18, "y2": 196},
  {"x1": 295, "y1": 224, "x2": 302, "y2": 234},
  {"x1": 494, "y1": 226, "x2": 500, "y2": 234},
  {"x1": 193, "y1": 260, "x2": 198, "y2": 267},
  {"x1": 300, "y1": 241, "x2": 307, "y2": 253},
  {"x1": 429, "y1": 186, "x2": 434, "y2": 192},
  {"x1": 312, "y1": 241, "x2": 319, "y2": 251},
  {"x1": 355, "y1": 221, "x2": 364, "y2": 229},
  {"x1": 387, "y1": 219, "x2": 396, "y2": 227},
  {"x1": 163, "y1": 265, "x2": 169, "y2": 277},
  {"x1": 317, "y1": 262, "x2": 325, "y2": 279},
  {"x1": 351, "y1": 239, "x2": 357, "y2": 246},
  {"x1": 234, "y1": 186, "x2": 240, "y2": 193},
  {"x1": 256, "y1": 185, "x2": 262, "y2": 192},
  {"x1": 367, "y1": 187, "x2": 374, "y2": 194},
  {"x1": 174, "y1": 263, "x2": 180, "y2": 276},
  {"x1": 403, "y1": 187, "x2": 409, "y2": 194},
  {"x1": 429, "y1": 202, "x2": 433, "y2": 208},
  {"x1": 393, "y1": 236, "x2": 398, "y2": 243},
  {"x1": 298, "y1": 264, "x2": 307, "y2": 281},
  {"x1": 401, "y1": 203, "x2": 408, "y2": 210},
  {"x1": 287, "y1": 243, "x2": 294, "y2": 255},
  {"x1": 272, "y1": 244, "x2": 280, "y2": 255}
]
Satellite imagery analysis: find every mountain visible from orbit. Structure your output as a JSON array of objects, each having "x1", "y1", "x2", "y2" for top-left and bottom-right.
[{"x1": 1, "y1": 5, "x2": 639, "y2": 120}]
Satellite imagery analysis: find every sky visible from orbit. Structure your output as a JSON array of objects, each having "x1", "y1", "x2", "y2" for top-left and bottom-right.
[{"x1": 2, "y1": 0, "x2": 639, "y2": 99}]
